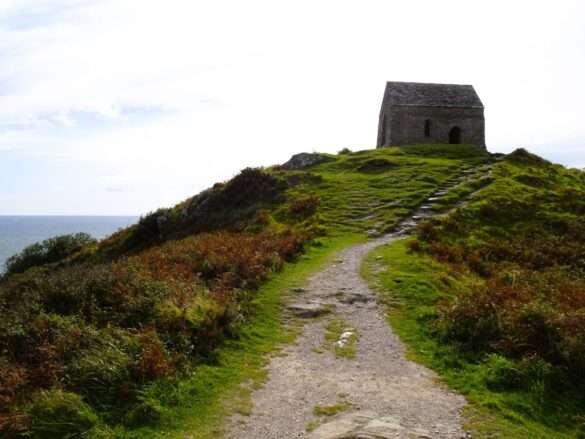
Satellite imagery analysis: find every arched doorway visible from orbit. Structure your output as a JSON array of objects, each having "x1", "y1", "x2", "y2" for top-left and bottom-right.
[{"x1": 449, "y1": 126, "x2": 461, "y2": 144}]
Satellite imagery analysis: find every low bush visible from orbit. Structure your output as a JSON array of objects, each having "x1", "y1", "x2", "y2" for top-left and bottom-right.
[
  {"x1": 0, "y1": 226, "x2": 309, "y2": 435},
  {"x1": 289, "y1": 195, "x2": 321, "y2": 218},
  {"x1": 26, "y1": 389, "x2": 99, "y2": 439},
  {"x1": 4, "y1": 233, "x2": 96, "y2": 275}
]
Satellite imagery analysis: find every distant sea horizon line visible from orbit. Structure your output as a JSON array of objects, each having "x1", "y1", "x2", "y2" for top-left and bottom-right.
[{"x1": 0, "y1": 214, "x2": 141, "y2": 217}]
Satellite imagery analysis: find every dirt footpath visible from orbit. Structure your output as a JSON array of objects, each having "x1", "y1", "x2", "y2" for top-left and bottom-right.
[{"x1": 224, "y1": 234, "x2": 467, "y2": 439}]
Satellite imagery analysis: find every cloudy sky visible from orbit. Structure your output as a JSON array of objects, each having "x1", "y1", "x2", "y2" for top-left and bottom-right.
[{"x1": 1, "y1": 0, "x2": 584, "y2": 215}]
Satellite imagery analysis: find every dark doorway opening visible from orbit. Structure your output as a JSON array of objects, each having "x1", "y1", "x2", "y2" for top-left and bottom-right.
[
  {"x1": 449, "y1": 126, "x2": 461, "y2": 144},
  {"x1": 424, "y1": 119, "x2": 431, "y2": 137}
]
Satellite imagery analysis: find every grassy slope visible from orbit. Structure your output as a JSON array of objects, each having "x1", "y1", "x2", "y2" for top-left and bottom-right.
[
  {"x1": 0, "y1": 145, "x2": 495, "y2": 438},
  {"x1": 133, "y1": 145, "x2": 492, "y2": 438},
  {"x1": 109, "y1": 145, "x2": 492, "y2": 437},
  {"x1": 364, "y1": 241, "x2": 576, "y2": 438},
  {"x1": 275, "y1": 145, "x2": 491, "y2": 235},
  {"x1": 363, "y1": 153, "x2": 585, "y2": 438}
]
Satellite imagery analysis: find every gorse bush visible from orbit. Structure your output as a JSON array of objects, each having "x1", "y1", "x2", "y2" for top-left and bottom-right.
[{"x1": 4, "y1": 232, "x2": 96, "y2": 276}]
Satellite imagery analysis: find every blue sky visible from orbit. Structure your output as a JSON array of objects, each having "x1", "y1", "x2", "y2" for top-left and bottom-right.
[{"x1": 1, "y1": 0, "x2": 584, "y2": 215}]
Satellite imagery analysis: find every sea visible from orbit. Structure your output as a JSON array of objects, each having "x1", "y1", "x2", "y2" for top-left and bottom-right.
[{"x1": 0, "y1": 216, "x2": 138, "y2": 272}]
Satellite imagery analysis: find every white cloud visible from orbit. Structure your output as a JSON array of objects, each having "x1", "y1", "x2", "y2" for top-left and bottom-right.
[{"x1": 0, "y1": 0, "x2": 584, "y2": 214}]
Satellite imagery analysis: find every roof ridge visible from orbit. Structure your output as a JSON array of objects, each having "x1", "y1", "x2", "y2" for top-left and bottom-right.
[
  {"x1": 383, "y1": 81, "x2": 483, "y2": 109},
  {"x1": 386, "y1": 80, "x2": 474, "y2": 87}
]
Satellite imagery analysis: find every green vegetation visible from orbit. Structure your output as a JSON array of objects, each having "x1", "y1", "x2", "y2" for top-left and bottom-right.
[
  {"x1": 3, "y1": 232, "x2": 96, "y2": 276},
  {"x1": 313, "y1": 401, "x2": 352, "y2": 417},
  {"x1": 0, "y1": 144, "x2": 514, "y2": 438},
  {"x1": 323, "y1": 319, "x2": 358, "y2": 359},
  {"x1": 364, "y1": 149, "x2": 585, "y2": 438},
  {"x1": 308, "y1": 397, "x2": 353, "y2": 432},
  {"x1": 274, "y1": 144, "x2": 491, "y2": 235},
  {"x1": 114, "y1": 234, "x2": 362, "y2": 439}
]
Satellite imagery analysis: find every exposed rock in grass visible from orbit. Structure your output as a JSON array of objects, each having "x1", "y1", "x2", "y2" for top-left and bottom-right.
[
  {"x1": 281, "y1": 153, "x2": 332, "y2": 170},
  {"x1": 287, "y1": 302, "x2": 332, "y2": 318}
]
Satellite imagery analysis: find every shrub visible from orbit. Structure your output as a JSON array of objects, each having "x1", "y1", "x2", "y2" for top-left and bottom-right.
[
  {"x1": 133, "y1": 330, "x2": 173, "y2": 382},
  {"x1": 65, "y1": 335, "x2": 133, "y2": 406},
  {"x1": 26, "y1": 390, "x2": 98, "y2": 439},
  {"x1": 121, "y1": 208, "x2": 173, "y2": 251},
  {"x1": 4, "y1": 233, "x2": 96, "y2": 276},
  {"x1": 483, "y1": 354, "x2": 523, "y2": 390},
  {"x1": 123, "y1": 394, "x2": 167, "y2": 427},
  {"x1": 181, "y1": 168, "x2": 287, "y2": 235},
  {"x1": 0, "y1": 357, "x2": 28, "y2": 409},
  {"x1": 289, "y1": 195, "x2": 320, "y2": 218}
]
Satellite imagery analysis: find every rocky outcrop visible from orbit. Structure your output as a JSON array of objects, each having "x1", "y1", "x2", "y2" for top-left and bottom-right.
[{"x1": 281, "y1": 153, "x2": 331, "y2": 170}]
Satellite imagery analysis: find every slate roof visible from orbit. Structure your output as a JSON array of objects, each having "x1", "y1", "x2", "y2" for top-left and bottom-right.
[{"x1": 383, "y1": 81, "x2": 484, "y2": 109}]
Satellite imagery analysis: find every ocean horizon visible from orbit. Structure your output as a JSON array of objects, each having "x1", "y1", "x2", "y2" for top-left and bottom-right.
[{"x1": 0, "y1": 215, "x2": 138, "y2": 271}]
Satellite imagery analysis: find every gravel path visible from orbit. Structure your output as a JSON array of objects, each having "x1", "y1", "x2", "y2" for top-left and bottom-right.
[{"x1": 223, "y1": 168, "x2": 488, "y2": 439}]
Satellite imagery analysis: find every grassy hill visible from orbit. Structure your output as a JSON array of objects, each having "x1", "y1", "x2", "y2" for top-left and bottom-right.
[
  {"x1": 1, "y1": 145, "x2": 584, "y2": 438},
  {"x1": 364, "y1": 148, "x2": 585, "y2": 438}
]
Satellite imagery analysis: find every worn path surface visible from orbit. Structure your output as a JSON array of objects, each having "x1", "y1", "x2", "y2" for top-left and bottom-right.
[{"x1": 224, "y1": 168, "x2": 489, "y2": 439}]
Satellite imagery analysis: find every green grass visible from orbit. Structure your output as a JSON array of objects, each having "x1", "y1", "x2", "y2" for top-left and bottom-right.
[
  {"x1": 312, "y1": 401, "x2": 352, "y2": 417},
  {"x1": 104, "y1": 234, "x2": 364, "y2": 439},
  {"x1": 307, "y1": 398, "x2": 353, "y2": 432},
  {"x1": 323, "y1": 318, "x2": 358, "y2": 359},
  {"x1": 363, "y1": 239, "x2": 583, "y2": 439},
  {"x1": 274, "y1": 144, "x2": 492, "y2": 236}
]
